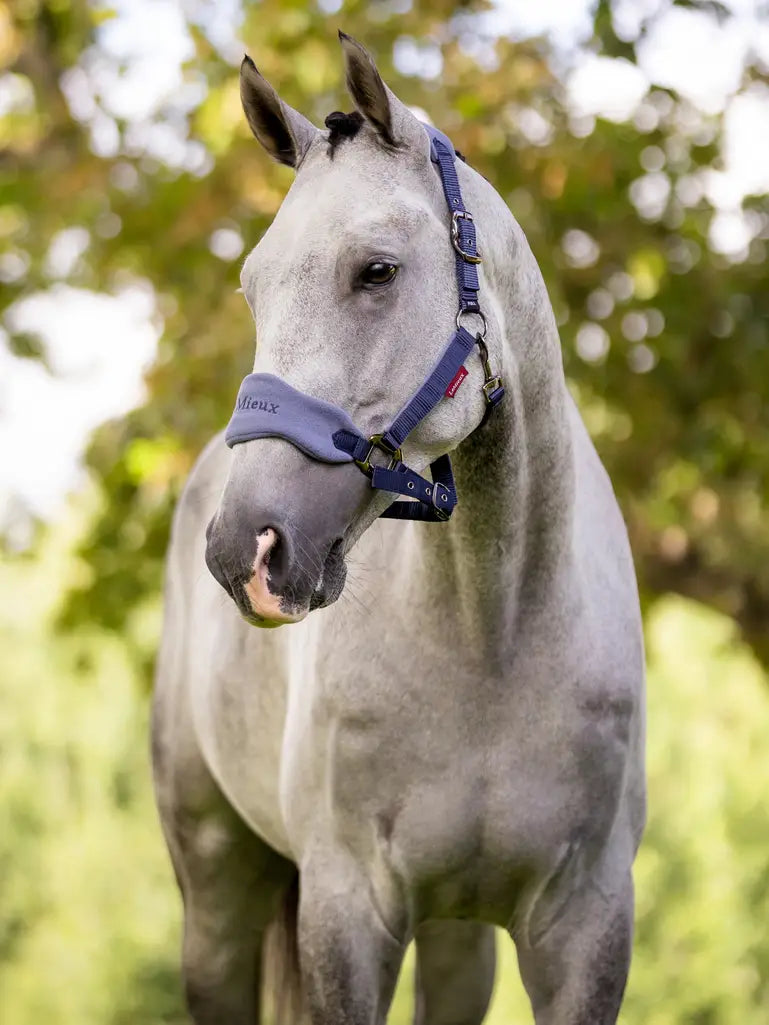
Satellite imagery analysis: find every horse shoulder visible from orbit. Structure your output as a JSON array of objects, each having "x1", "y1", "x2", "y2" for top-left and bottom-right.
[{"x1": 155, "y1": 432, "x2": 294, "y2": 855}]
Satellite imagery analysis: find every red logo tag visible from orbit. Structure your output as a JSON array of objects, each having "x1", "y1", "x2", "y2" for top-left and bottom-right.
[{"x1": 445, "y1": 365, "x2": 468, "y2": 397}]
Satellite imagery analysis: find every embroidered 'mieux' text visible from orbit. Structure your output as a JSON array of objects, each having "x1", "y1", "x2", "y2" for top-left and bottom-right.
[{"x1": 237, "y1": 397, "x2": 280, "y2": 414}]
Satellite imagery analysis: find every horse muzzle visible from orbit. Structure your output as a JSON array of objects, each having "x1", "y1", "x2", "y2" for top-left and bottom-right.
[
  {"x1": 204, "y1": 440, "x2": 360, "y2": 627},
  {"x1": 206, "y1": 516, "x2": 348, "y2": 627}
]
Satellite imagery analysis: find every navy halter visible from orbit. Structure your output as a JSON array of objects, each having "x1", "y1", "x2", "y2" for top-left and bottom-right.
[{"x1": 225, "y1": 124, "x2": 504, "y2": 522}]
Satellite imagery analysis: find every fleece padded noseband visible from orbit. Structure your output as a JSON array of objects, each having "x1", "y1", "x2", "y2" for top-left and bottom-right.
[
  {"x1": 224, "y1": 124, "x2": 504, "y2": 522},
  {"x1": 226, "y1": 373, "x2": 359, "y2": 463}
]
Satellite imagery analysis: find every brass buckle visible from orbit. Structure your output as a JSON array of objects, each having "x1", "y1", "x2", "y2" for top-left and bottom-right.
[
  {"x1": 476, "y1": 336, "x2": 503, "y2": 406},
  {"x1": 451, "y1": 210, "x2": 482, "y2": 264},
  {"x1": 482, "y1": 377, "x2": 504, "y2": 404},
  {"x1": 354, "y1": 434, "x2": 403, "y2": 477},
  {"x1": 432, "y1": 483, "x2": 452, "y2": 521}
]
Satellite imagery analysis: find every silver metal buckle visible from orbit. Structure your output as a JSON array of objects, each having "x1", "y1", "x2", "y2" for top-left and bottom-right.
[{"x1": 451, "y1": 210, "x2": 482, "y2": 264}]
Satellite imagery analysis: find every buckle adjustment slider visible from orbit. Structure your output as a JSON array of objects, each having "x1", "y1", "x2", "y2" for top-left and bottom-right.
[
  {"x1": 451, "y1": 210, "x2": 482, "y2": 264},
  {"x1": 354, "y1": 434, "x2": 403, "y2": 477}
]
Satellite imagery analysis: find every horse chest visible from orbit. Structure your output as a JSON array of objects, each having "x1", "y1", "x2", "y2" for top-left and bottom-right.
[
  {"x1": 288, "y1": 706, "x2": 608, "y2": 927},
  {"x1": 279, "y1": 632, "x2": 634, "y2": 922}
]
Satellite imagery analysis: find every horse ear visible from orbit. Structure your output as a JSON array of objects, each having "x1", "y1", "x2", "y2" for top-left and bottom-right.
[
  {"x1": 240, "y1": 56, "x2": 318, "y2": 168},
  {"x1": 338, "y1": 32, "x2": 424, "y2": 150}
]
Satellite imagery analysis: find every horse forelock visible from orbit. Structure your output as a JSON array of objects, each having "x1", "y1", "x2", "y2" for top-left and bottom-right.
[{"x1": 324, "y1": 110, "x2": 364, "y2": 156}]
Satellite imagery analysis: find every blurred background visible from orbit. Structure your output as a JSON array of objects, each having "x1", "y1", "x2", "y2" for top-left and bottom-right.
[{"x1": 1, "y1": 0, "x2": 769, "y2": 1022}]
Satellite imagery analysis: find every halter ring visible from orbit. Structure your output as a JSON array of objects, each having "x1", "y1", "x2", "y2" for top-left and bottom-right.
[{"x1": 456, "y1": 308, "x2": 487, "y2": 339}]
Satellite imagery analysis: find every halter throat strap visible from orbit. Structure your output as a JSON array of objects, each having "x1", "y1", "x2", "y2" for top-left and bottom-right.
[{"x1": 224, "y1": 123, "x2": 504, "y2": 522}]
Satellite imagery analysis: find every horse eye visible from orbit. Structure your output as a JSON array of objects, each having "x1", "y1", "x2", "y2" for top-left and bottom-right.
[{"x1": 360, "y1": 261, "x2": 398, "y2": 287}]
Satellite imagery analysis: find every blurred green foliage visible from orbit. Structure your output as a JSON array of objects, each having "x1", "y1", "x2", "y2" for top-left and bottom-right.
[
  {"x1": 1, "y1": 0, "x2": 768, "y2": 662},
  {"x1": 0, "y1": 510, "x2": 185, "y2": 1024},
  {"x1": 2, "y1": 518, "x2": 769, "y2": 1023}
]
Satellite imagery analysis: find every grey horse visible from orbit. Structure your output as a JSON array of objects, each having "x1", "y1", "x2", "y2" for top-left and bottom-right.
[{"x1": 152, "y1": 33, "x2": 645, "y2": 1025}]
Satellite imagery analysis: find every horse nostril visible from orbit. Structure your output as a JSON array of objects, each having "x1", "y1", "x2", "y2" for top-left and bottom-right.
[
  {"x1": 242, "y1": 526, "x2": 306, "y2": 624},
  {"x1": 253, "y1": 527, "x2": 283, "y2": 594},
  {"x1": 260, "y1": 528, "x2": 287, "y2": 590}
]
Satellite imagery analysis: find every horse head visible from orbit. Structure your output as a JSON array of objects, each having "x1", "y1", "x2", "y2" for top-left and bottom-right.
[{"x1": 206, "y1": 34, "x2": 504, "y2": 626}]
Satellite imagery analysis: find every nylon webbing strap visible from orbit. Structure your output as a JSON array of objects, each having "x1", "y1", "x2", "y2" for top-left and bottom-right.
[
  {"x1": 377, "y1": 454, "x2": 457, "y2": 521},
  {"x1": 381, "y1": 326, "x2": 475, "y2": 450},
  {"x1": 331, "y1": 429, "x2": 374, "y2": 464},
  {"x1": 427, "y1": 131, "x2": 481, "y2": 313},
  {"x1": 331, "y1": 325, "x2": 471, "y2": 522}
]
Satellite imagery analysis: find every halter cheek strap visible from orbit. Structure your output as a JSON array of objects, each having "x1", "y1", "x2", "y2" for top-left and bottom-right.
[{"x1": 224, "y1": 124, "x2": 504, "y2": 522}]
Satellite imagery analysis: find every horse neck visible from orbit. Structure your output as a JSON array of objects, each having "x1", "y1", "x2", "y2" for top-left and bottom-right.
[{"x1": 416, "y1": 229, "x2": 577, "y2": 648}]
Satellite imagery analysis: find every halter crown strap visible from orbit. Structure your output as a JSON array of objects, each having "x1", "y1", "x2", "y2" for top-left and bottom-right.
[
  {"x1": 225, "y1": 122, "x2": 503, "y2": 523},
  {"x1": 425, "y1": 126, "x2": 481, "y2": 314}
]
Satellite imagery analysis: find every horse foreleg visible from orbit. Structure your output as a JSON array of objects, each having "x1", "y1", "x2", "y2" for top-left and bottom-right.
[
  {"x1": 153, "y1": 726, "x2": 294, "y2": 1025},
  {"x1": 177, "y1": 826, "x2": 294, "y2": 1025},
  {"x1": 298, "y1": 854, "x2": 406, "y2": 1025},
  {"x1": 413, "y1": 920, "x2": 497, "y2": 1025},
  {"x1": 513, "y1": 859, "x2": 634, "y2": 1025}
]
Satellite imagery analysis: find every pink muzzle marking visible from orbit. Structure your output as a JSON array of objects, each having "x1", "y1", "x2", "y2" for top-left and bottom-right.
[{"x1": 244, "y1": 529, "x2": 305, "y2": 625}]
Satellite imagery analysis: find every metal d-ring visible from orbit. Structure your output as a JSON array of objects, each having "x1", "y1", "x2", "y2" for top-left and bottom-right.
[{"x1": 456, "y1": 308, "x2": 488, "y2": 339}]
